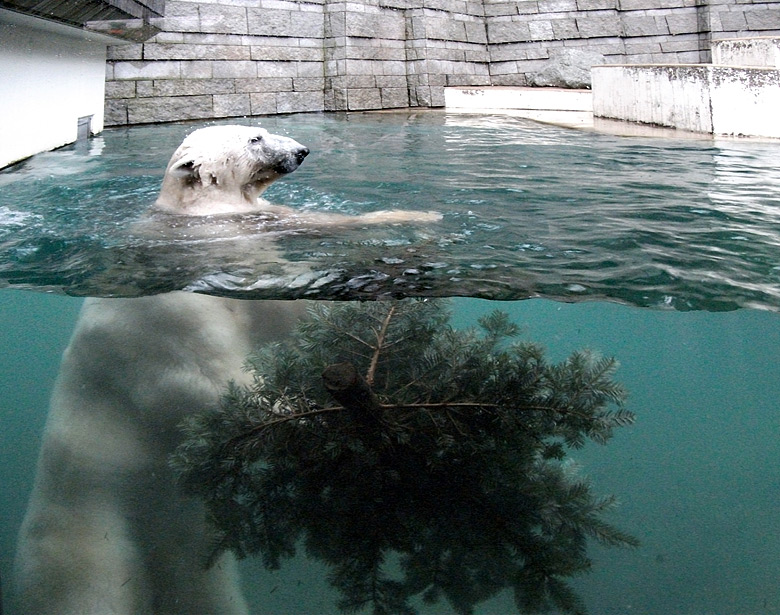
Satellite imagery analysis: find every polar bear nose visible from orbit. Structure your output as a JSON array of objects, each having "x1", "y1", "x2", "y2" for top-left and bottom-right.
[
  {"x1": 274, "y1": 145, "x2": 310, "y2": 174},
  {"x1": 295, "y1": 147, "x2": 310, "y2": 164}
]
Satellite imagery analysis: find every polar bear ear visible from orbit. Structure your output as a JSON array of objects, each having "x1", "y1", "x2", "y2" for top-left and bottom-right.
[{"x1": 169, "y1": 158, "x2": 201, "y2": 183}]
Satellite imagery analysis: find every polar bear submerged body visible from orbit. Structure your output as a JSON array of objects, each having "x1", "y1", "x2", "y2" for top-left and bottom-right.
[
  {"x1": 15, "y1": 124, "x2": 441, "y2": 614},
  {"x1": 14, "y1": 293, "x2": 304, "y2": 615},
  {"x1": 14, "y1": 126, "x2": 314, "y2": 615}
]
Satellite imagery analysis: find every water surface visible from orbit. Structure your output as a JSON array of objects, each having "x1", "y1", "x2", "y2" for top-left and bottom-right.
[{"x1": 2, "y1": 112, "x2": 779, "y2": 309}]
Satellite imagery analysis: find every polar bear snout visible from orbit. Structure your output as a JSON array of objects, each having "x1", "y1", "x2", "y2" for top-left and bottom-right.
[
  {"x1": 273, "y1": 143, "x2": 310, "y2": 175},
  {"x1": 296, "y1": 146, "x2": 310, "y2": 164},
  {"x1": 260, "y1": 133, "x2": 309, "y2": 175}
]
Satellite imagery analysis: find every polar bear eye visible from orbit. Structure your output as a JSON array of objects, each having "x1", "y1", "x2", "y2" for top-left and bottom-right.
[{"x1": 249, "y1": 135, "x2": 264, "y2": 144}]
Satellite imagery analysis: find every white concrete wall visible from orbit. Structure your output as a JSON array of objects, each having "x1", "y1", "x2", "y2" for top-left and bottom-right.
[
  {"x1": 710, "y1": 67, "x2": 780, "y2": 138},
  {"x1": 712, "y1": 37, "x2": 780, "y2": 68},
  {"x1": 444, "y1": 86, "x2": 594, "y2": 128},
  {"x1": 592, "y1": 65, "x2": 713, "y2": 133},
  {"x1": 0, "y1": 10, "x2": 110, "y2": 168},
  {"x1": 592, "y1": 63, "x2": 780, "y2": 138},
  {"x1": 445, "y1": 87, "x2": 593, "y2": 112}
]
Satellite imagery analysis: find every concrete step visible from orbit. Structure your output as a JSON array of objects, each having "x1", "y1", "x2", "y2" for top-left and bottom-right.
[{"x1": 444, "y1": 86, "x2": 593, "y2": 129}]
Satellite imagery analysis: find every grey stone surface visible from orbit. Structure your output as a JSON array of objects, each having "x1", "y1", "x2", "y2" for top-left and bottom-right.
[
  {"x1": 529, "y1": 20, "x2": 555, "y2": 40},
  {"x1": 551, "y1": 18, "x2": 579, "y2": 39},
  {"x1": 576, "y1": 0, "x2": 615, "y2": 9},
  {"x1": 247, "y1": 8, "x2": 324, "y2": 37},
  {"x1": 137, "y1": 78, "x2": 235, "y2": 97},
  {"x1": 213, "y1": 93, "x2": 252, "y2": 117},
  {"x1": 180, "y1": 61, "x2": 213, "y2": 79},
  {"x1": 745, "y1": 8, "x2": 780, "y2": 30},
  {"x1": 526, "y1": 47, "x2": 606, "y2": 87},
  {"x1": 276, "y1": 90, "x2": 325, "y2": 113},
  {"x1": 103, "y1": 0, "x2": 780, "y2": 126},
  {"x1": 249, "y1": 92, "x2": 278, "y2": 114},
  {"x1": 127, "y1": 95, "x2": 213, "y2": 123},
  {"x1": 158, "y1": 15, "x2": 201, "y2": 33},
  {"x1": 487, "y1": 20, "x2": 532, "y2": 43},
  {"x1": 665, "y1": 10, "x2": 699, "y2": 35},
  {"x1": 483, "y1": 2, "x2": 522, "y2": 17},
  {"x1": 538, "y1": 0, "x2": 578, "y2": 12},
  {"x1": 346, "y1": 11, "x2": 406, "y2": 39},
  {"x1": 380, "y1": 86, "x2": 411, "y2": 107},
  {"x1": 575, "y1": 12, "x2": 621, "y2": 38},
  {"x1": 622, "y1": 14, "x2": 667, "y2": 37},
  {"x1": 105, "y1": 80, "x2": 137, "y2": 99},
  {"x1": 107, "y1": 44, "x2": 144, "y2": 61},
  {"x1": 113, "y1": 61, "x2": 182, "y2": 80},
  {"x1": 199, "y1": 5, "x2": 248, "y2": 35},
  {"x1": 212, "y1": 61, "x2": 257, "y2": 78},
  {"x1": 717, "y1": 10, "x2": 748, "y2": 32},
  {"x1": 348, "y1": 88, "x2": 383, "y2": 110},
  {"x1": 236, "y1": 77, "x2": 294, "y2": 92},
  {"x1": 250, "y1": 46, "x2": 324, "y2": 61},
  {"x1": 143, "y1": 43, "x2": 251, "y2": 60},
  {"x1": 104, "y1": 99, "x2": 129, "y2": 125},
  {"x1": 294, "y1": 77, "x2": 326, "y2": 91}
]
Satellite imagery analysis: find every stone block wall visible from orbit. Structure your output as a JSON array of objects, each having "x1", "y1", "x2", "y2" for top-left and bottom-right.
[
  {"x1": 486, "y1": 0, "x2": 780, "y2": 86},
  {"x1": 104, "y1": 0, "x2": 780, "y2": 125},
  {"x1": 106, "y1": 0, "x2": 329, "y2": 124},
  {"x1": 106, "y1": 0, "x2": 492, "y2": 124}
]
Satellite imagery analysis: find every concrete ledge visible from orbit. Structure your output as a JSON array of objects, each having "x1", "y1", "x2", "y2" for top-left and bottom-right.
[
  {"x1": 0, "y1": 0, "x2": 162, "y2": 42},
  {"x1": 592, "y1": 64, "x2": 780, "y2": 138},
  {"x1": 712, "y1": 37, "x2": 780, "y2": 69},
  {"x1": 444, "y1": 86, "x2": 594, "y2": 128},
  {"x1": 445, "y1": 86, "x2": 593, "y2": 112}
]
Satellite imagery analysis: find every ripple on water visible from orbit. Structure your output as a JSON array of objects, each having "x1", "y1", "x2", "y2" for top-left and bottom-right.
[{"x1": 1, "y1": 113, "x2": 779, "y2": 310}]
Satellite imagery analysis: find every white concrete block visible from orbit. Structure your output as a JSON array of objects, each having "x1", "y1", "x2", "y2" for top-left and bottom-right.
[
  {"x1": 444, "y1": 86, "x2": 593, "y2": 111},
  {"x1": 712, "y1": 37, "x2": 780, "y2": 69},
  {"x1": 444, "y1": 86, "x2": 594, "y2": 128},
  {"x1": 592, "y1": 63, "x2": 780, "y2": 138},
  {"x1": 0, "y1": 11, "x2": 109, "y2": 168},
  {"x1": 592, "y1": 65, "x2": 712, "y2": 133},
  {"x1": 710, "y1": 67, "x2": 780, "y2": 138}
]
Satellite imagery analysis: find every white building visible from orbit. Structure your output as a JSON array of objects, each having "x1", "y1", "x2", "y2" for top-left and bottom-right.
[{"x1": 0, "y1": 1, "x2": 162, "y2": 168}]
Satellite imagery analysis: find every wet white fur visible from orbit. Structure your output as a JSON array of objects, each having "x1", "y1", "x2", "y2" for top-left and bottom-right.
[
  {"x1": 14, "y1": 293, "x2": 304, "y2": 615},
  {"x1": 154, "y1": 124, "x2": 441, "y2": 224},
  {"x1": 155, "y1": 125, "x2": 308, "y2": 216}
]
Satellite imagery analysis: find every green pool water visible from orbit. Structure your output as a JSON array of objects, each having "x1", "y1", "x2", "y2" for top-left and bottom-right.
[{"x1": 1, "y1": 112, "x2": 779, "y2": 614}]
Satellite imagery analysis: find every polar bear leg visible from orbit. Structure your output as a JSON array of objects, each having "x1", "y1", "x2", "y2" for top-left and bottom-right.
[
  {"x1": 133, "y1": 489, "x2": 249, "y2": 615},
  {"x1": 16, "y1": 492, "x2": 248, "y2": 615},
  {"x1": 15, "y1": 495, "x2": 147, "y2": 614},
  {"x1": 14, "y1": 293, "x2": 258, "y2": 615}
]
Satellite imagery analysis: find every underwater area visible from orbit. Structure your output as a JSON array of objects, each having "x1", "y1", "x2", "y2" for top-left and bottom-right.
[{"x1": 1, "y1": 111, "x2": 779, "y2": 614}]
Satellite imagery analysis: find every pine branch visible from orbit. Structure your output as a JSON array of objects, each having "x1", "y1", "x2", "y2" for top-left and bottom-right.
[
  {"x1": 172, "y1": 299, "x2": 638, "y2": 615},
  {"x1": 366, "y1": 304, "x2": 396, "y2": 386}
]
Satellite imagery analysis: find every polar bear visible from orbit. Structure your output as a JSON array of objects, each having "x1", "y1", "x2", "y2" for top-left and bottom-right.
[
  {"x1": 154, "y1": 125, "x2": 310, "y2": 216},
  {"x1": 153, "y1": 124, "x2": 440, "y2": 224},
  {"x1": 14, "y1": 125, "x2": 440, "y2": 615}
]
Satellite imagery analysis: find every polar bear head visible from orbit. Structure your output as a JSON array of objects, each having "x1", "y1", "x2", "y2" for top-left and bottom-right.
[{"x1": 154, "y1": 125, "x2": 309, "y2": 215}]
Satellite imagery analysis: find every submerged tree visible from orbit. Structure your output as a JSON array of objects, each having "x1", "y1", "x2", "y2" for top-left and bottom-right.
[{"x1": 172, "y1": 299, "x2": 638, "y2": 615}]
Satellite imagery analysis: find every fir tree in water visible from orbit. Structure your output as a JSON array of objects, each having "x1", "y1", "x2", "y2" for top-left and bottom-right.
[{"x1": 171, "y1": 299, "x2": 638, "y2": 615}]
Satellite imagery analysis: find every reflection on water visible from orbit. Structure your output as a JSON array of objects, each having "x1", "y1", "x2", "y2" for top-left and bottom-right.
[{"x1": 1, "y1": 112, "x2": 780, "y2": 309}]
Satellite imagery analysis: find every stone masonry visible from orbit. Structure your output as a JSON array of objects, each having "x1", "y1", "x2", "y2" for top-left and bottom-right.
[{"x1": 105, "y1": 0, "x2": 780, "y2": 125}]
